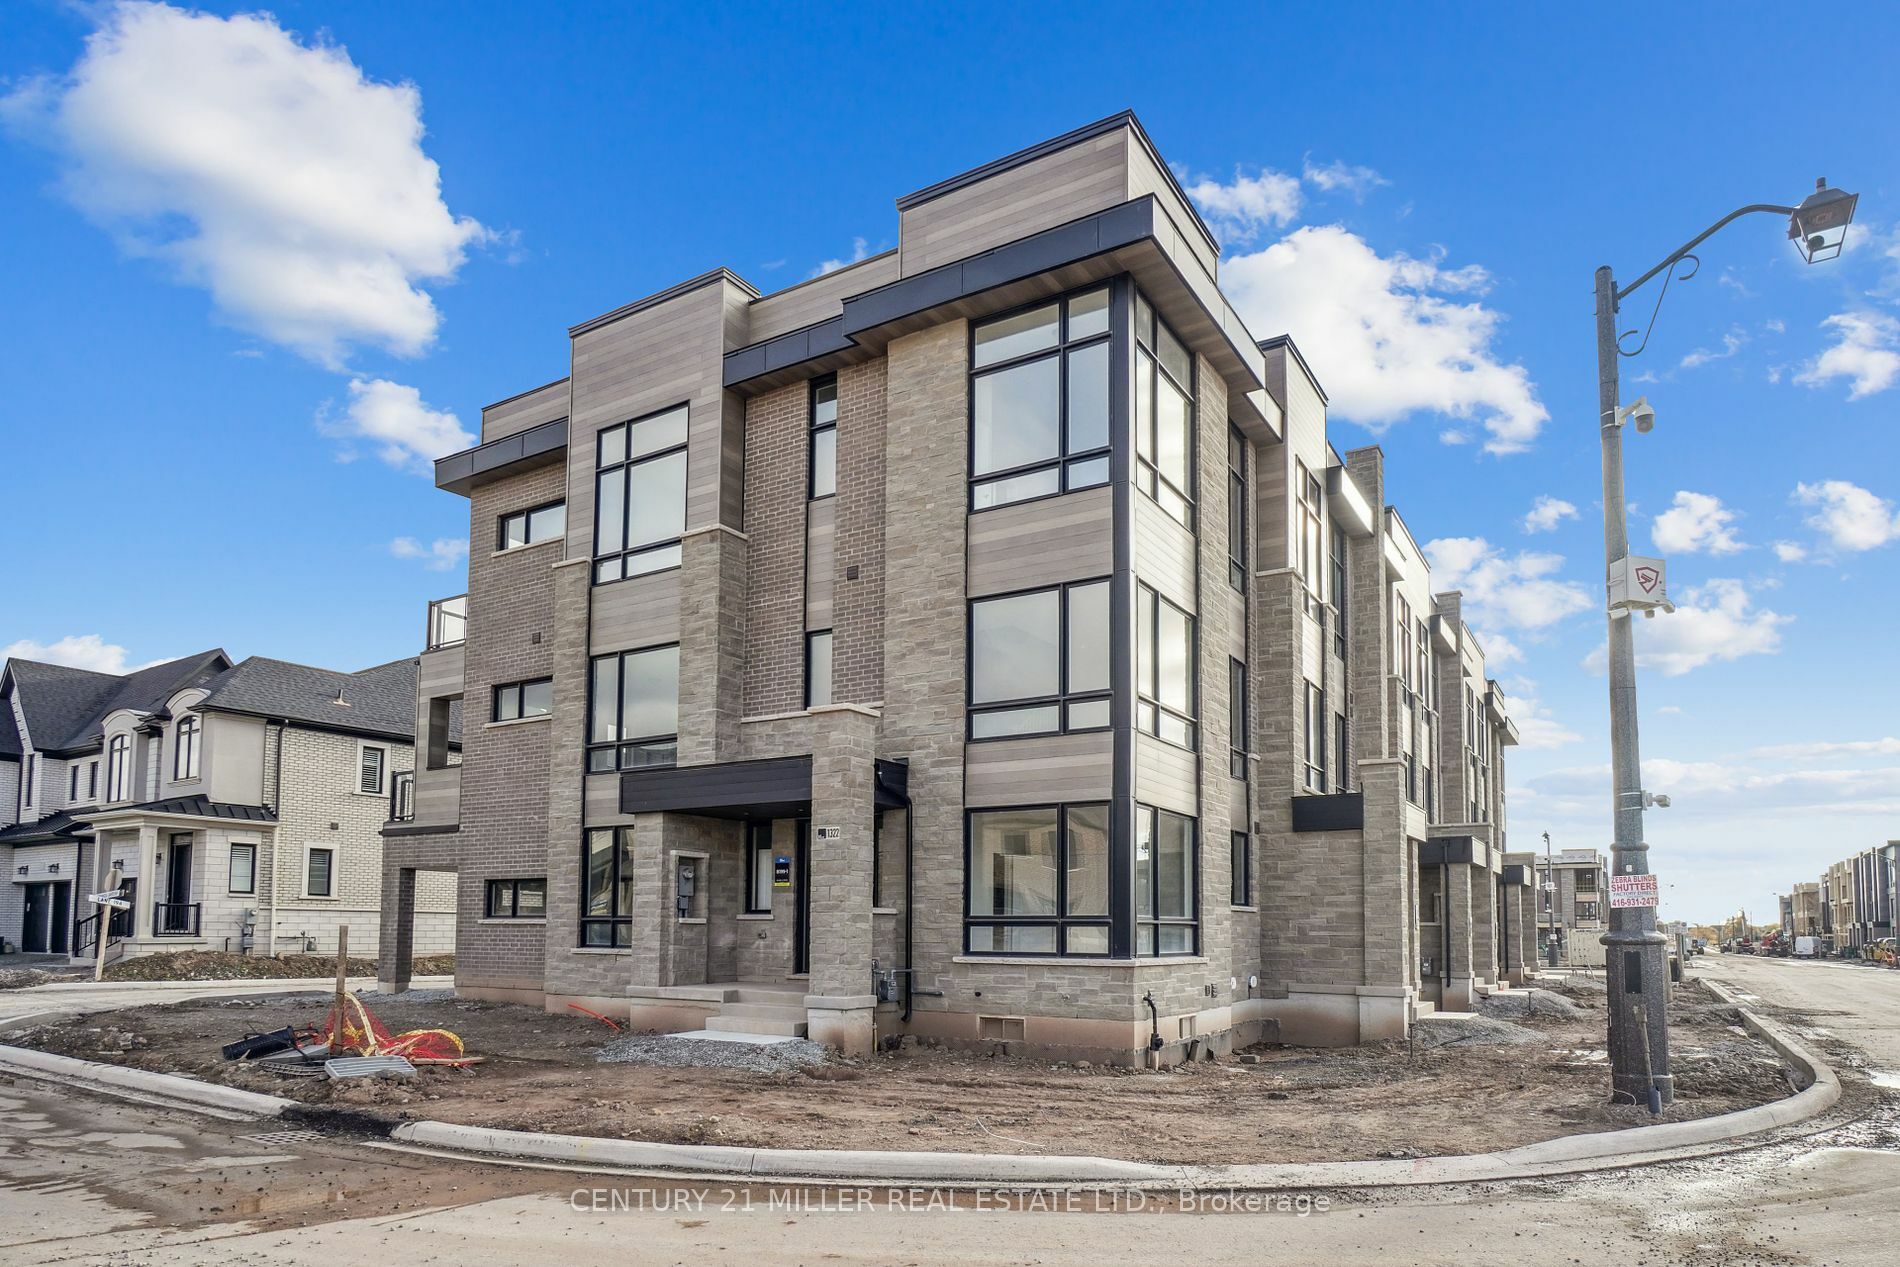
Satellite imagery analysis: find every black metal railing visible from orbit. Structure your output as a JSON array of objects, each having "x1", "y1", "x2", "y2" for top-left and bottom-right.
[
  {"x1": 390, "y1": 770, "x2": 416, "y2": 822},
  {"x1": 153, "y1": 902, "x2": 201, "y2": 937}
]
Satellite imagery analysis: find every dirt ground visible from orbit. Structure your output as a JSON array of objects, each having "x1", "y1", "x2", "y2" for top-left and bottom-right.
[
  {"x1": 99, "y1": 950, "x2": 456, "y2": 982},
  {"x1": 8, "y1": 978, "x2": 1795, "y2": 1165}
]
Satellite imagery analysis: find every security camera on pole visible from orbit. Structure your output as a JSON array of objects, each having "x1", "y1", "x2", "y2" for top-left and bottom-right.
[{"x1": 1592, "y1": 177, "x2": 1858, "y2": 1111}]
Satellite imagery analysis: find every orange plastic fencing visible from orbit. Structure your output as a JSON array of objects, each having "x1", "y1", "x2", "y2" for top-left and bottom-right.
[{"x1": 320, "y1": 995, "x2": 473, "y2": 1065}]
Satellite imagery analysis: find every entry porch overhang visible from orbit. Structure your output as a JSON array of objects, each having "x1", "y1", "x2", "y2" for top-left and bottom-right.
[{"x1": 619, "y1": 755, "x2": 909, "y2": 821}]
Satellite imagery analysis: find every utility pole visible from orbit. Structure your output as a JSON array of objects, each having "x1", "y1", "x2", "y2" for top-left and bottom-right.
[{"x1": 1542, "y1": 830, "x2": 1558, "y2": 968}]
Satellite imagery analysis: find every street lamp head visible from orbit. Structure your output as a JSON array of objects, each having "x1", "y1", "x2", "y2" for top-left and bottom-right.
[{"x1": 1789, "y1": 178, "x2": 1858, "y2": 263}]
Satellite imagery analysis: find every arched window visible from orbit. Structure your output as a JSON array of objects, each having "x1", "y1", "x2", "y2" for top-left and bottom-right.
[
  {"x1": 174, "y1": 715, "x2": 200, "y2": 780},
  {"x1": 107, "y1": 734, "x2": 131, "y2": 802}
]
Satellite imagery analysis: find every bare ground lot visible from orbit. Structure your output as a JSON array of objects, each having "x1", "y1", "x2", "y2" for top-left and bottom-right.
[{"x1": 6, "y1": 978, "x2": 1794, "y2": 1164}]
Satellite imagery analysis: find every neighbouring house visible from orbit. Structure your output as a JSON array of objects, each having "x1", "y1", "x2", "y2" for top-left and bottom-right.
[
  {"x1": 378, "y1": 111, "x2": 1519, "y2": 1061},
  {"x1": 1517, "y1": 847, "x2": 1609, "y2": 967},
  {"x1": 1, "y1": 650, "x2": 456, "y2": 964}
]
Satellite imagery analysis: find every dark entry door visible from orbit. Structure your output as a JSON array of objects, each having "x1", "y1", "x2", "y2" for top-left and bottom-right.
[
  {"x1": 21, "y1": 884, "x2": 48, "y2": 953},
  {"x1": 793, "y1": 820, "x2": 811, "y2": 976},
  {"x1": 162, "y1": 840, "x2": 193, "y2": 933},
  {"x1": 49, "y1": 882, "x2": 71, "y2": 955}
]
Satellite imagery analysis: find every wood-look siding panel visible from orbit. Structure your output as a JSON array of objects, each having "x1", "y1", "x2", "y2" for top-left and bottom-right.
[
  {"x1": 899, "y1": 133, "x2": 1129, "y2": 276},
  {"x1": 419, "y1": 644, "x2": 463, "y2": 699},
  {"x1": 964, "y1": 731, "x2": 1113, "y2": 807},
  {"x1": 747, "y1": 253, "x2": 901, "y2": 344},
  {"x1": 1132, "y1": 496, "x2": 1197, "y2": 613},
  {"x1": 1134, "y1": 732, "x2": 1199, "y2": 817},
  {"x1": 590, "y1": 571, "x2": 682, "y2": 654},
  {"x1": 1228, "y1": 779, "x2": 1248, "y2": 831},
  {"x1": 413, "y1": 766, "x2": 460, "y2": 827},
  {"x1": 1225, "y1": 591, "x2": 1247, "y2": 663},
  {"x1": 481, "y1": 379, "x2": 570, "y2": 445},
  {"x1": 966, "y1": 487, "x2": 1112, "y2": 598},
  {"x1": 1121, "y1": 131, "x2": 1220, "y2": 280},
  {"x1": 584, "y1": 772, "x2": 622, "y2": 823},
  {"x1": 805, "y1": 498, "x2": 835, "y2": 629}
]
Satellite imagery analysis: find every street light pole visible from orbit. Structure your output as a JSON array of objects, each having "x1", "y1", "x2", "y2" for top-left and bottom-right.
[{"x1": 1592, "y1": 178, "x2": 1858, "y2": 1110}]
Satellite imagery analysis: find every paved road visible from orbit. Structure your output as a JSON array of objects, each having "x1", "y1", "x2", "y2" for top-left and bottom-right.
[
  {"x1": 1700, "y1": 952, "x2": 1900, "y2": 1076},
  {"x1": 2, "y1": 966, "x2": 1896, "y2": 1266}
]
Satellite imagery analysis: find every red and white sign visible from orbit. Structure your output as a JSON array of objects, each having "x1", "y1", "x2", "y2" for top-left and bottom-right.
[{"x1": 1609, "y1": 873, "x2": 1659, "y2": 909}]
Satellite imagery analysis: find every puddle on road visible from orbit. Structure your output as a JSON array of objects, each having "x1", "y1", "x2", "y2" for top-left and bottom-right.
[
  {"x1": 1867, "y1": 1069, "x2": 1900, "y2": 1090},
  {"x1": 72, "y1": 1131, "x2": 185, "y2": 1150}
]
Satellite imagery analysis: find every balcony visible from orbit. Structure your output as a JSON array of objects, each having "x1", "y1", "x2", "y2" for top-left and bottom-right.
[
  {"x1": 426, "y1": 594, "x2": 466, "y2": 649},
  {"x1": 390, "y1": 770, "x2": 416, "y2": 823}
]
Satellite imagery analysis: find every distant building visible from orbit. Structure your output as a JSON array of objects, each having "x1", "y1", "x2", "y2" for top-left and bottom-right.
[{"x1": 1532, "y1": 848, "x2": 1608, "y2": 966}]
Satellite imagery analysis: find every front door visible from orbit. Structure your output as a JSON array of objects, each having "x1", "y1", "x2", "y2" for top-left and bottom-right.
[
  {"x1": 21, "y1": 884, "x2": 48, "y2": 953},
  {"x1": 49, "y1": 882, "x2": 71, "y2": 955},
  {"x1": 163, "y1": 839, "x2": 193, "y2": 933},
  {"x1": 792, "y1": 819, "x2": 811, "y2": 977}
]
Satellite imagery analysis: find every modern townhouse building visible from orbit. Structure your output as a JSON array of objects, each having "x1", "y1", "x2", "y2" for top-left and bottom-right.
[
  {"x1": 1822, "y1": 858, "x2": 1856, "y2": 952},
  {"x1": 1847, "y1": 843, "x2": 1896, "y2": 949},
  {"x1": 378, "y1": 111, "x2": 1518, "y2": 1061},
  {"x1": 0, "y1": 651, "x2": 453, "y2": 963},
  {"x1": 1518, "y1": 847, "x2": 1609, "y2": 967}
]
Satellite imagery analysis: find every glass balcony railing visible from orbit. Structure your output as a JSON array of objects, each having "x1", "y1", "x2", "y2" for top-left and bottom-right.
[{"x1": 426, "y1": 594, "x2": 466, "y2": 649}]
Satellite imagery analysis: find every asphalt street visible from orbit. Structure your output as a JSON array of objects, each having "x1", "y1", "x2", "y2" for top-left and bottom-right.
[{"x1": 2, "y1": 961, "x2": 1896, "y2": 1266}]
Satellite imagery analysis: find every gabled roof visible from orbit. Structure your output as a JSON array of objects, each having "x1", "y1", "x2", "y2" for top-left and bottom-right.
[
  {"x1": 0, "y1": 809, "x2": 94, "y2": 846},
  {"x1": 0, "y1": 704, "x2": 19, "y2": 762},
  {"x1": 1, "y1": 651, "x2": 229, "y2": 755},
  {"x1": 196, "y1": 655, "x2": 432, "y2": 744}
]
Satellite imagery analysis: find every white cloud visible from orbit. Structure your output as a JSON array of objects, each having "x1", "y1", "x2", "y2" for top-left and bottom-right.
[
  {"x1": 1750, "y1": 737, "x2": 1900, "y2": 761},
  {"x1": 318, "y1": 378, "x2": 473, "y2": 472},
  {"x1": 1184, "y1": 167, "x2": 1303, "y2": 244},
  {"x1": 1650, "y1": 491, "x2": 1746, "y2": 556},
  {"x1": 1522, "y1": 495, "x2": 1578, "y2": 534},
  {"x1": 1772, "y1": 540, "x2": 1808, "y2": 563},
  {"x1": 1300, "y1": 156, "x2": 1387, "y2": 200},
  {"x1": 1585, "y1": 578, "x2": 1789, "y2": 677},
  {"x1": 1793, "y1": 479, "x2": 1900, "y2": 552},
  {"x1": 1, "y1": 1, "x2": 489, "y2": 368},
  {"x1": 1476, "y1": 631, "x2": 1523, "y2": 665},
  {"x1": 1500, "y1": 677, "x2": 1579, "y2": 751},
  {"x1": 1657, "y1": 705, "x2": 1684, "y2": 716},
  {"x1": 1795, "y1": 311, "x2": 1900, "y2": 399},
  {"x1": 389, "y1": 536, "x2": 468, "y2": 571},
  {"x1": 1222, "y1": 226, "x2": 1547, "y2": 453},
  {"x1": 1529, "y1": 758, "x2": 1900, "y2": 819},
  {"x1": 1424, "y1": 537, "x2": 1591, "y2": 632},
  {"x1": 811, "y1": 236, "x2": 874, "y2": 278},
  {"x1": 3, "y1": 634, "x2": 152, "y2": 674},
  {"x1": 1678, "y1": 327, "x2": 1745, "y2": 370}
]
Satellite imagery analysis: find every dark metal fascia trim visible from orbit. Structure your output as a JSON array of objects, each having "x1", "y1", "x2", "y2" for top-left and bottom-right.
[
  {"x1": 435, "y1": 418, "x2": 569, "y2": 494},
  {"x1": 482, "y1": 375, "x2": 571, "y2": 415}
]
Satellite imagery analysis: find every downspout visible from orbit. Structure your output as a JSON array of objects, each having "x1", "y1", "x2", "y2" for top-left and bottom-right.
[
  {"x1": 901, "y1": 789, "x2": 916, "y2": 1023},
  {"x1": 267, "y1": 720, "x2": 284, "y2": 959},
  {"x1": 1441, "y1": 861, "x2": 1452, "y2": 995}
]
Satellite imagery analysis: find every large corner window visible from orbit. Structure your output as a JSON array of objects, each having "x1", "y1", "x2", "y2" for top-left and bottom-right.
[
  {"x1": 1136, "y1": 804, "x2": 1197, "y2": 955},
  {"x1": 594, "y1": 405, "x2": 688, "y2": 583},
  {"x1": 965, "y1": 804, "x2": 1109, "y2": 956},
  {"x1": 500, "y1": 500, "x2": 566, "y2": 551},
  {"x1": 1227, "y1": 426, "x2": 1247, "y2": 591},
  {"x1": 809, "y1": 377, "x2": 838, "y2": 499},
  {"x1": 581, "y1": 828, "x2": 635, "y2": 946},
  {"x1": 587, "y1": 645, "x2": 679, "y2": 772},
  {"x1": 1136, "y1": 584, "x2": 1197, "y2": 748},
  {"x1": 1134, "y1": 293, "x2": 1195, "y2": 527},
  {"x1": 968, "y1": 580, "x2": 1110, "y2": 739},
  {"x1": 173, "y1": 715, "x2": 200, "y2": 780},
  {"x1": 969, "y1": 287, "x2": 1110, "y2": 510}
]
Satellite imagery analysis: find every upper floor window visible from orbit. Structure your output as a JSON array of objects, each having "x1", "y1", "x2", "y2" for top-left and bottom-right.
[
  {"x1": 969, "y1": 287, "x2": 1110, "y2": 510},
  {"x1": 1329, "y1": 529, "x2": 1348, "y2": 659},
  {"x1": 88, "y1": 759, "x2": 98, "y2": 801},
  {"x1": 173, "y1": 715, "x2": 200, "y2": 780},
  {"x1": 1134, "y1": 293, "x2": 1194, "y2": 526},
  {"x1": 587, "y1": 644, "x2": 679, "y2": 772},
  {"x1": 499, "y1": 501, "x2": 565, "y2": 551},
  {"x1": 358, "y1": 743, "x2": 387, "y2": 795},
  {"x1": 809, "y1": 377, "x2": 838, "y2": 499},
  {"x1": 23, "y1": 753, "x2": 34, "y2": 807},
  {"x1": 69, "y1": 763, "x2": 79, "y2": 802},
  {"x1": 1303, "y1": 683, "x2": 1327, "y2": 792},
  {"x1": 493, "y1": 678, "x2": 553, "y2": 722},
  {"x1": 1227, "y1": 427, "x2": 1247, "y2": 591},
  {"x1": 106, "y1": 735, "x2": 130, "y2": 801},
  {"x1": 1136, "y1": 584, "x2": 1196, "y2": 748},
  {"x1": 805, "y1": 630, "x2": 833, "y2": 710},
  {"x1": 594, "y1": 405, "x2": 688, "y2": 583},
  {"x1": 1296, "y1": 462, "x2": 1323, "y2": 605},
  {"x1": 1395, "y1": 594, "x2": 1414, "y2": 689},
  {"x1": 1228, "y1": 658, "x2": 1249, "y2": 781},
  {"x1": 968, "y1": 580, "x2": 1109, "y2": 740}
]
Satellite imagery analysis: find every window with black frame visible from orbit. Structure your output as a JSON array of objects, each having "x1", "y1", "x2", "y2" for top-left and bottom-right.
[
  {"x1": 809, "y1": 377, "x2": 838, "y2": 498},
  {"x1": 805, "y1": 630, "x2": 832, "y2": 709},
  {"x1": 1296, "y1": 461, "x2": 1323, "y2": 608},
  {"x1": 580, "y1": 828, "x2": 635, "y2": 946},
  {"x1": 1136, "y1": 584, "x2": 1196, "y2": 747},
  {"x1": 173, "y1": 714, "x2": 200, "y2": 780},
  {"x1": 1230, "y1": 831, "x2": 1251, "y2": 907},
  {"x1": 587, "y1": 644, "x2": 678, "y2": 772},
  {"x1": 1228, "y1": 658, "x2": 1248, "y2": 780},
  {"x1": 493, "y1": 677, "x2": 553, "y2": 722},
  {"x1": 486, "y1": 878, "x2": 547, "y2": 919},
  {"x1": 1227, "y1": 426, "x2": 1247, "y2": 591},
  {"x1": 1134, "y1": 292, "x2": 1195, "y2": 526},
  {"x1": 965, "y1": 803, "x2": 1109, "y2": 956},
  {"x1": 499, "y1": 501, "x2": 565, "y2": 551},
  {"x1": 968, "y1": 580, "x2": 1110, "y2": 739},
  {"x1": 593, "y1": 404, "x2": 688, "y2": 583},
  {"x1": 1136, "y1": 804, "x2": 1197, "y2": 955},
  {"x1": 1329, "y1": 529, "x2": 1347, "y2": 658},
  {"x1": 968, "y1": 287, "x2": 1110, "y2": 510},
  {"x1": 1303, "y1": 683, "x2": 1326, "y2": 792},
  {"x1": 745, "y1": 822, "x2": 774, "y2": 915}
]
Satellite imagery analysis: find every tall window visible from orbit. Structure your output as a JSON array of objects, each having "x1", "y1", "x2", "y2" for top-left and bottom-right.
[
  {"x1": 493, "y1": 678, "x2": 553, "y2": 722},
  {"x1": 173, "y1": 715, "x2": 200, "y2": 780},
  {"x1": 228, "y1": 843, "x2": 256, "y2": 894},
  {"x1": 968, "y1": 580, "x2": 1110, "y2": 739},
  {"x1": 1227, "y1": 427, "x2": 1247, "y2": 591},
  {"x1": 593, "y1": 404, "x2": 688, "y2": 582},
  {"x1": 1395, "y1": 594, "x2": 1414, "y2": 690},
  {"x1": 809, "y1": 376, "x2": 838, "y2": 498},
  {"x1": 1136, "y1": 804, "x2": 1197, "y2": 955},
  {"x1": 1136, "y1": 584, "x2": 1196, "y2": 747},
  {"x1": 69, "y1": 764, "x2": 79, "y2": 802},
  {"x1": 1303, "y1": 683, "x2": 1327, "y2": 792},
  {"x1": 745, "y1": 822, "x2": 775, "y2": 915},
  {"x1": 581, "y1": 827, "x2": 636, "y2": 946},
  {"x1": 88, "y1": 760, "x2": 98, "y2": 801},
  {"x1": 965, "y1": 804, "x2": 1109, "y2": 956},
  {"x1": 357, "y1": 744, "x2": 386, "y2": 795},
  {"x1": 1330, "y1": 530, "x2": 1348, "y2": 658},
  {"x1": 1134, "y1": 292, "x2": 1194, "y2": 525},
  {"x1": 1231, "y1": 832, "x2": 1252, "y2": 907},
  {"x1": 1228, "y1": 658, "x2": 1248, "y2": 780},
  {"x1": 805, "y1": 630, "x2": 833, "y2": 709},
  {"x1": 23, "y1": 754, "x2": 34, "y2": 807},
  {"x1": 499, "y1": 501, "x2": 565, "y2": 551},
  {"x1": 1296, "y1": 462, "x2": 1323, "y2": 606},
  {"x1": 1335, "y1": 712, "x2": 1350, "y2": 793},
  {"x1": 587, "y1": 644, "x2": 679, "y2": 772},
  {"x1": 305, "y1": 846, "x2": 335, "y2": 897},
  {"x1": 969, "y1": 287, "x2": 1110, "y2": 509},
  {"x1": 107, "y1": 735, "x2": 130, "y2": 801}
]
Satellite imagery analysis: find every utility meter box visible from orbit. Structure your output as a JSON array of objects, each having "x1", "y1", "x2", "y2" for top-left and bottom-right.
[{"x1": 1608, "y1": 555, "x2": 1671, "y2": 616}]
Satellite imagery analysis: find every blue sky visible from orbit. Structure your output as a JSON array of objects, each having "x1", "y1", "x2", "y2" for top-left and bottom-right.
[{"x1": 4, "y1": 1, "x2": 1898, "y2": 925}]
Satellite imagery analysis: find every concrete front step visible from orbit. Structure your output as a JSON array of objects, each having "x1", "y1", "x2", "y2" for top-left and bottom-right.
[
  {"x1": 718, "y1": 1001, "x2": 809, "y2": 1022},
  {"x1": 1417, "y1": 1010, "x2": 1481, "y2": 1022},
  {"x1": 705, "y1": 1013, "x2": 808, "y2": 1038}
]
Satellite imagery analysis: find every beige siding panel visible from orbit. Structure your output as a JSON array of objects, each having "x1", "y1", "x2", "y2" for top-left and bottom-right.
[
  {"x1": 419, "y1": 644, "x2": 463, "y2": 700},
  {"x1": 747, "y1": 253, "x2": 901, "y2": 344},
  {"x1": 1134, "y1": 732, "x2": 1199, "y2": 817},
  {"x1": 1121, "y1": 131, "x2": 1219, "y2": 280},
  {"x1": 964, "y1": 731, "x2": 1112, "y2": 807},
  {"x1": 412, "y1": 765, "x2": 460, "y2": 828},
  {"x1": 899, "y1": 132, "x2": 1129, "y2": 276},
  {"x1": 1228, "y1": 779, "x2": 1249, "y2": 832},
  {"x1": 1224, "y1": 591, "x2": 1247, "y2": 663},
  {"x1": 806, "y1": 498, "x2": 835, "y2": 629},
  {"x1": 1132, "y1": 496, "x2": 1197, "y2": 613},
  {"x1": 1300, "y1": 609, "x2": 1324, "y2": 681},
  {"x1": 584, "y1": 772, "x2": 622, "y2": 823},
  {"x1": 481, "y1": 379, "x2": 569, "y2": 445},
  {"x1": 590, "y1": 571, "x2": 682, "y2": 654},
  {"x1": 966, "y1": 487, "x2": 1112, "y2": 598}
]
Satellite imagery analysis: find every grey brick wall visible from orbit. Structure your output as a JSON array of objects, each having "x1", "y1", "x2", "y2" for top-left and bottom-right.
[
  {"x1": 742, "y1": 382, "x2": 808, "y2": 717},
  {"x1": 832, "y1": 358, "x2": 888, "y2": 704}
]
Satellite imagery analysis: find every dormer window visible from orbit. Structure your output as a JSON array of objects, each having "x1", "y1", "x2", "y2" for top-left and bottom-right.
[
  {"x1": 174, "y1": 715, "x2": 201, "y2": 780},
  {"x1": 107, "y1": 734, "x2": 131, "y2": 801}
]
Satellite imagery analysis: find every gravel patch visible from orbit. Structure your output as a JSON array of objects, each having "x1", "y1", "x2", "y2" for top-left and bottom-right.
[
  {"x1": 1479, "y1": 988, "x2": 1589, "y2": 1021},
  {"x1": 596, "y1": 1033, "x2": 831, "y2": 1073},
  {"x1": 354, "y1": 988, "x2": 457, "y2": 1005},
  {"x1": 1412, "y1": 1015, "x2": 1540, "y2": 1050}
]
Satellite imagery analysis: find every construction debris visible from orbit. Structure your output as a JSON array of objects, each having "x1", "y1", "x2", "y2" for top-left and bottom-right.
[{"x1": 325, "y1": 1055, "x2": 418, "y2": 1080}]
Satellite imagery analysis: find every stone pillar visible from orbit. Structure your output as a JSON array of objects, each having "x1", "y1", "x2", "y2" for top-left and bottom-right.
[
  {"x1": 1357, "y1": 759, "x2": 1413, "y2": 1039},
  {"x1": 1473, "y1": 867, "x2": 1499, "y2": 985},
  {"x1": 804, "y1": 704, "x2": 878, "y2": 1054},
  {"x1": 1444, "y1": 863, "x2": 1477, "y2": 1010},
  {"x1": 133, "y1": 824, "x2": 159, "y2": 941},
  {"x1": 626, "y1": 812, "x2": 670, "y2": 989},
  {"x1": 377, "y1": 865, "x2": 416, "y2": 994},
  {"x1": 676, "y1": 525, "x2": 747, "y2": 767},
  {"x1": 1512, "y1": 883, "x2": 1538, "y2": 984}
]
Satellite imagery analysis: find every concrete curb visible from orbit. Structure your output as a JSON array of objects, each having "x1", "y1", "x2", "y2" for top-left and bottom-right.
[
  {"x1": 0, "y1": 1043, "x2": 294, "y2": 1118},
  {"x1": 13, "y1": 975, "x2": 453, "y2": 995}
]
